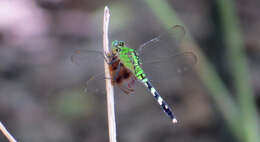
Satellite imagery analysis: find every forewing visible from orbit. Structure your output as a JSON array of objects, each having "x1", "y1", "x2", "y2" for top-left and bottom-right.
[
  {"x1": 137, "y1": 25, "x2": 197, "y2": 81},
  {"x1": 71, "y1": 49, "x2": 104, "y2": 66},
  {"x1": 138, "y1": 25, "x2": 185, "y2": 56},
  {"x1": 70, "y1": 49, "x2": 107, "y2": 95}
]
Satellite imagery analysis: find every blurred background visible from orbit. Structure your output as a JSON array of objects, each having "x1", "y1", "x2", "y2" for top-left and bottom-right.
[{"x1": 0, "y1": 0, "x2": 260, "y2": 142}]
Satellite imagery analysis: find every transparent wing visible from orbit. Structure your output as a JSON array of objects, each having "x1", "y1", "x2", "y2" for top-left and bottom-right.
[
  {"x1": 71, "y1": 49, "x2": 139, "y2": 95},
  {"x1": 70, "y1": 48, "x2": 107, "y2": 95},
  {"x1": 138, "y1": 25, "x2": 185, "y2": 55},
  {"x1": 71, "y1": 49, "x2": 104, "y2": 66},
  {"x1": 137, "y1": 25, "x2": 197, "y2": 81},
  {"x1": 142, "y1": 52, "x2": 197, "y2": 81},
  {"x1": 84, "y1": 72, "x2": 107, "y2": 95}
]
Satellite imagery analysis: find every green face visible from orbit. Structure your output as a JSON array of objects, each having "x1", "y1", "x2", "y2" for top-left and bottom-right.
[{"x1": 111, "y1": 40, "x2": 125, "y2": 55}]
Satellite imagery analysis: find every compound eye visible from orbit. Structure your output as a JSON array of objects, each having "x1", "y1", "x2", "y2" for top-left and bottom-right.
[
  {"x1": 116, "y1": 48, "x2": 121, "y2": 52},
  {"x1": 119, "y1": 41, "x2": 124, "y2": 46},
  {"x1": 112, "y1": 41, "x2": 119, "y2": 47}
]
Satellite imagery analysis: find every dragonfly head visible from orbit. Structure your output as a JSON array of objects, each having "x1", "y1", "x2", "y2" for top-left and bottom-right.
[{"x1": 111, "y1": 40, "x2": 125, "y2": 55}]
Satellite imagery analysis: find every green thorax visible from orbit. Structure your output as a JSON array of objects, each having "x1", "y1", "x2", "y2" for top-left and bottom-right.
[{"x1": 111, "y1": 40, "x2": 146, "y2": 80}]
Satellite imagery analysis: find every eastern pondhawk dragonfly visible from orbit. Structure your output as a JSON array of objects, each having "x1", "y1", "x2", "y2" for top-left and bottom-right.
[{"x1": 71, "y1": 25, "x2": 197, "y2": 123}]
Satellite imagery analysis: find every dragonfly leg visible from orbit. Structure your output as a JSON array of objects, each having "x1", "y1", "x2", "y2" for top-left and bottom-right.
[
  {"x1": 104, "y1": 52, "x2": 119, "y2": 65},
  {"x1": 113, "y1": 62, "x2": 122, "y2": 82},
  {"x1": 104, "y1": 52, "x2": 112, "y2": 64},
  {"x1": 127, "y1": 76, "x2": 136, "y2": 90},
  {"x1": 118, "y1": 84, "x2": 134, "y2": 95},
  {"x1": 108, "y1": 58, "x2": 119, "y2": 65},
  {"x1": 112, "y1": 62, "x2": 135, "y2": 95}
]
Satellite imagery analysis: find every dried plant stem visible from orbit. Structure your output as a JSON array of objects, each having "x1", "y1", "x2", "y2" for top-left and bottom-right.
[
  {"x1": 103, "y1": 6, "x2": 117, "y2": 142},
  {"x1": 0, "y1": 122, "x2": 17, "y2": 142}
]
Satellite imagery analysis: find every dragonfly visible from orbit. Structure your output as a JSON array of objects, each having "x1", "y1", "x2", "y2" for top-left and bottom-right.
[{"x1": 71, "y1": 25, "x2": 197, "y2": 123}]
